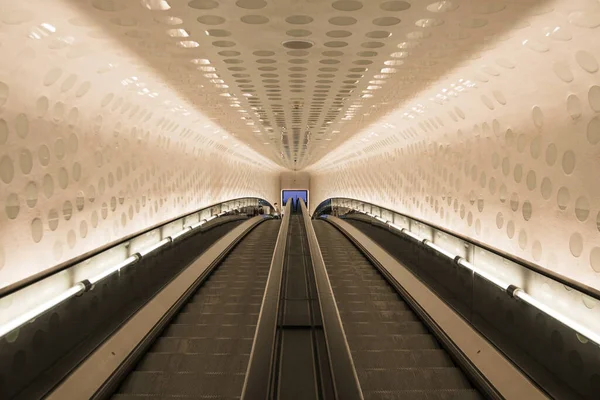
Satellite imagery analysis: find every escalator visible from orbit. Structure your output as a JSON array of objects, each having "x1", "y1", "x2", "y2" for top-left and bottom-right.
[
  {"x1": 271, "y1": 205, "x2": 333, "y2": 400},
  {"x1": 313, "y1": 220, "x2": 483, "y2": 400},
  {"x1": 111, "y1": 220, "x2": 280, "y2": 399}
]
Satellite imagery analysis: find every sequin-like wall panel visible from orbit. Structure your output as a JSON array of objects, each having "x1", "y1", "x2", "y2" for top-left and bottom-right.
[
  {"x1": 310, "y1": 0, "x2": 600, "y2": 291},
  {"x1": 0, "y1": 1, "x2": 279, "y2": 289}
]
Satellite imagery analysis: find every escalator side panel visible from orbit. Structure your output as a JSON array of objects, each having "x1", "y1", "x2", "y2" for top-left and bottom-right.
[
  {"x1": 312, "y1": 220, "x2": 482, "y2": 400},
  {"x1": 111, "y1": 220, "x2": 280, "y2": 399}
]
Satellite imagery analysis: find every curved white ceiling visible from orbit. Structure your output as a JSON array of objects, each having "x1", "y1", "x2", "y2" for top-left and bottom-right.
[
  {"x1": 1, "y1": 0, "x2": 600, "y2": 293},
  {"x1": 311, "y1": 0, "x2": 600, "y2": 290}
]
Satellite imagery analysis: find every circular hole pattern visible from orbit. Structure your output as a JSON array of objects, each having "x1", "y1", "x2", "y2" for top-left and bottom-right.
[
  {"x1": 286, "y1": 15, "x2": 313, "y2": 25},
  {"x1": 188, "y1": 0, "x2": 218, "y2": 10},
  {"x1": 591, "y1": 247, "x2": 600, "y2": 272},
  {"x1": 373, "y1": 17, "x2": 401, "y2": 26},
  {"x1": 287, "y1": 29, "x2": 311, "y2": 37},
  {"x1": 587, "y1": 115, "x2": 600, "y2": 144},
  {"x1": 562, "y1": 150, "x2": 576, "y2": 175},
  {"x1": 236, "y1": 0, "x2": 266, "y2": 9},
  {"x1": 0, "y1": 81, "x2": 8, "y2": 106},
  {"x1": 569, "y1": 233, "x2": 583, "y2": 257},
  {"x1": 197, "y1": 15, "x2": 225, "y2": 25},
  {"x1": 366, "y1": 30, "x2": 391, "y2": 39},
  {"x1": 329, "y1": 16, "x2": 357, "y2": 26},
  {"x1": 0, "y1": 155, "x2": 14, "y2": 184},
  {"x1": 332, "y1": 0, "x2": 363, "y2": 11},
  {"x1": 241, "y1": 15, "x2": 269, "y2": 24},
  {"x1": 327, "y1": 30, "x2": 352, "y2": 38},
  {"x1": 381, "y1": 1, "x2": 411, "y2": 11},
  {"x1": 567, "y1": 94, "x2": 582, "y2": 120},
  {"x1": 575, "y1": 50, "x2": 598, "y2": 73},
  {"x1": 31, "y1": 218, "x2": 43, "y2": 243},
  {"x1": 283, "y1": 40, "x2": 314, "y2": 50}
]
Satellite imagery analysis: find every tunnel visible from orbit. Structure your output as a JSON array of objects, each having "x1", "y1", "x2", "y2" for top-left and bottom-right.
[{"x1": 1, "y1": 0, "x2": 600, "y2": 399}]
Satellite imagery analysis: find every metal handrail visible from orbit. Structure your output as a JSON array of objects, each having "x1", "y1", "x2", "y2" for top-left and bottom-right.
[
  {"x1": 316, "y1": 197, "x2": 600, "y2": 302},
  {"x1": 301, "y1": 199, "x2": 364, "y2": 400},
  {"x1": 0, "y1": 197, "x2": 271, "y2": 298},
  {"x1": 241, "y1": 199, "x2": 291, "y2": 400},
  {"x1": 0, "y1": 198, "x2": 272, "y2": 340}
]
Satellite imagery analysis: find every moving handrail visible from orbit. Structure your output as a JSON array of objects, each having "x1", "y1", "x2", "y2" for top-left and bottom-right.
[
  {"x1": 46, "y1": 215, "x2": 270, "y2": 400},
  {"x1": 0, "y1": 197, "x2": 270, "y2": 340},
  {"x1": 320, "y1": 216, "x2": 548, "y2": 400},
  {"x1": 324, "y1": 212, "x2": 600, "y2": 399},
  {"x1": 0, "y1": 197, "x2": 271, "y2": 299},
  {"x1": 336, "y1": 211, "x2": 600, "y2": 347},
  {"x1": 300, "y1": 200, "x2": 363, "y2": 400},
  {"x1": 241, "y1": 199, "x2": 292, "y2": 400},
  {"x1": 314, "y1": 197, "x2": 600, "y2": 302}
]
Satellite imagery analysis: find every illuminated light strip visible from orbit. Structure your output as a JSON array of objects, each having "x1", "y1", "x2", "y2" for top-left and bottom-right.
[
  {"x1": 0, "y1": 282, "x2": 86, "y2": 339},
  {"x1": 423, "y1": 239, "x2": 457, "y2": 260},
  {"x1": 190, "y1": 220, "x2": 207, "y2": 230},
  {"x1": 88, "y1": 255, "x2": 140, "y2": 285},
  {"x1": 170, "y1": 226, "x2": 192, "y2": 241},
  {"x1": 137, "y1": 238, "x2": 171, "y2": 257},
  {"x1": 0, "y1": 205, "x2": 246, "y2": 340},
  {"x1": 456, "y1": 258, "x2": 510, "y2": 291},
  {"x1": 400, "y1": 228, "x2": 423, "y2": 242},
  {"x1": 388, "y1": 222, "x2": 404, "y2": 231},
  {"x1": 353, "y1": 205, "x2": 600, "y2": 344},
  {"x1": 512, "y1": 288, "x2": 600, "y2": 345}
]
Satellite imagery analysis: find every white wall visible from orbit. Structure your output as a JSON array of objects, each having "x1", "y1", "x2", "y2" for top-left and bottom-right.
[
  {"x1": 0, "y1": 1, "x2": 279, "y2": 289},
  {"x1": 310, "y1": 0, "x2": 600, "y2": 292},
  {"x1": 280, "y1": 171, "x2": 310, "y2": 191}
]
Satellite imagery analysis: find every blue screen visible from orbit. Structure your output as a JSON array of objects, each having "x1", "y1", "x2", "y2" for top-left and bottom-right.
[{"x1": 282, "y1": 190, "x2": 308, "y2": 208}]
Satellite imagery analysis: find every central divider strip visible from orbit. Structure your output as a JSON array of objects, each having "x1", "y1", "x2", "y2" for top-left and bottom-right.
[
  {"x1": 241, "y1": 200, "x2": 292, "y2": 400},
  {"x1": 300, "y1": 200, "x2": 364, "y2": 400}
]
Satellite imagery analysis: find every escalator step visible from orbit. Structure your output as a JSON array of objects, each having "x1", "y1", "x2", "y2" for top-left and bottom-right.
[
  {"x1": 117, "y1": 371, "x2": 245, "y2": 397},
  {"x1": 337, "y1": 310, "x2": 421, "y2": 323},
  {"x1": 346, "y1": 334, "x2": 440, "y2": 350},
  {"x1": 331, "y1": 292, "x2": 401, "y2": 302},
  {"x1": 134, "y1": 353, "x2": 249, "y2": 372},
  {"x1": 331, "y1": 285, "x2": 396, "y2": 294},
  {"x1": 336, "y1": 300, "x2": 411, "y2": 312},
  {"x1": 357, "y1": 368, "x2": 472, "y2": 390},
  {"x1": 174, "y1": 312, "x2": 259, "y2": 325},
  {"x1": 191, "y1": 293, "x2": 264, "y2": 303},
  {"x1": 345, "y1": 321, "x2": 430, "y2": 335},
  {"x1": 112, "y1": 220, "x2": 281, "y2": 399},
  {"x1": 352, "y1": 349, "x2": 454, "y2": 368},
  {"x1": 163, "y1": 323, "x2": 257, "y2": 338},
  {"x1": 362, "y1": 389, "x2": 483, "y2": 400},
  {"x1": 181, "y1": 302, "x2": 261, "y2": 314},
  {"x1": 313, "y1": 220, "x2": 481, "y2": 399},
  {"x1": 152, "y1": 337, "x2": 253, "y2": 354}
]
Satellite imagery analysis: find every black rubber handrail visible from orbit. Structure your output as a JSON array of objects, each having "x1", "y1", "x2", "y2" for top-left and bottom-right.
[
  {"x1": 241, "y1": 200, "x2": 291, "y2": 400},
  {"x1": 317, "y1": 197, "x2": 600, "y2": 302},
  {"x1": 301, "y1": 200, "x2": 364, "y2": 400},
  {"x1": 0, "y1": 197, "x2": 273, "y2": 299}
]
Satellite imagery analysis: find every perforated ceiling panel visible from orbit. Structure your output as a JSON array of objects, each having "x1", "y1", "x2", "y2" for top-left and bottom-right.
[
  {"x1": 4, "y1": 0, "x2": 547, "y2": 171},
  {"x1": 0, "y1": 0, "x2": 279, "y2": 289},
  {"x1": 310, "y1": 0, "x2": 600, "y2": 290},
  {"x1": 2, "y1": 0, "x2": 600, "y2": 294}
]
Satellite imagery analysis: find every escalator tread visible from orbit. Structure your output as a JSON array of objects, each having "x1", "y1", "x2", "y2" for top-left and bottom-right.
[
  {"x1": 312, "y1": 220, "x2": 483, "y2": 400},
  {"x1": 111, "y1": 220, "x2": 280, "y2": 399}
]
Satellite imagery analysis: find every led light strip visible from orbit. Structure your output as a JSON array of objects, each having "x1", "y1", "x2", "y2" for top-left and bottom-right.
[
  {"x1": 511, "y1": 287, "x2": 600, "y2": 345},
  {"x1": 0, "y1": 209, "x2": 241, "y2": 340},
  {"x1": 351, "y1": 208, "x2": 600, "y2": 345},
  {"x1": 0, "y1": 282, "x2": 87, "y2": 338}
]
